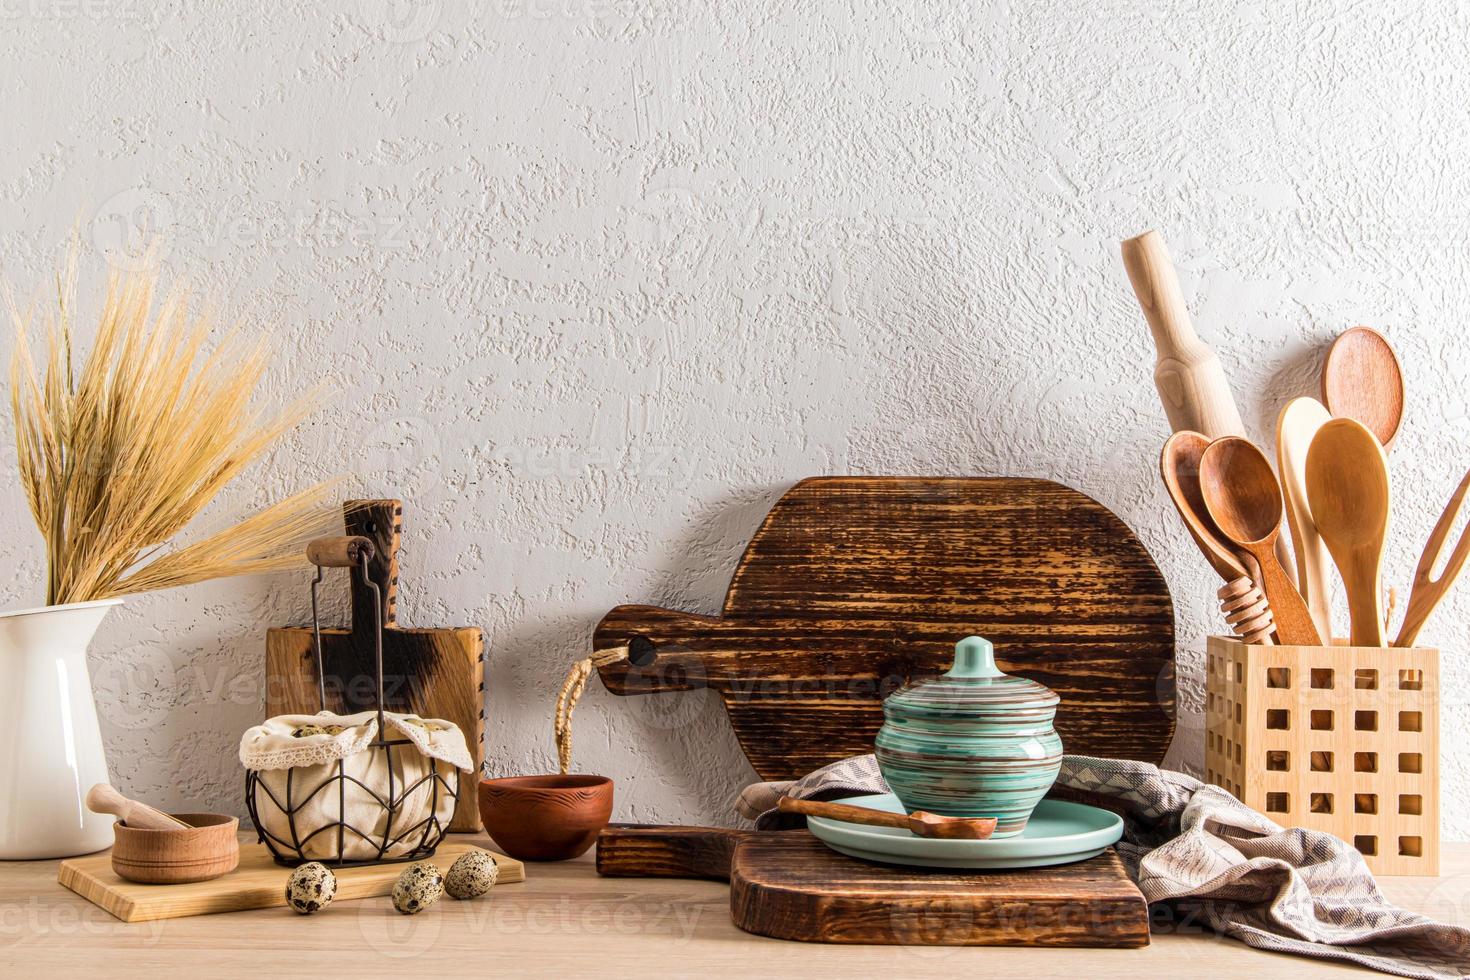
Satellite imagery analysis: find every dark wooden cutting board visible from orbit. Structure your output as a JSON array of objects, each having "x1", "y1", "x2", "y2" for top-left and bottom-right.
[
  {"x1": 266, "y1": 500, "x2": 485, "y2": 832},
  {"x1": 593, "y1": 477, "x2": 1175, "y2": 776},
  {"x1": 597, "y1": 825, "x2": 1150, "y2": 947}
]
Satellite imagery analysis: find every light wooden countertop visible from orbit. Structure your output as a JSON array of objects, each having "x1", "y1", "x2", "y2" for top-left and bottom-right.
[{"x1": 2, "y1": 836, "x2": 1467, "y2": 978}]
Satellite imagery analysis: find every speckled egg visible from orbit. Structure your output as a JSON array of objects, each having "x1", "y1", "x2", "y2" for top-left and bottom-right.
[
  {"x1": 391, "y1": 861, "x2": 444, "y2": 915},
  {"x1": 285, "y1": 862, "x2": 337, "y2": 914},
  {"x1": 444, "y1": 849, "x2": 498, "y2": 899}
]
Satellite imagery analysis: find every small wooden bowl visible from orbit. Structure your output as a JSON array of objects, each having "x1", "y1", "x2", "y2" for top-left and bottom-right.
[
  {"x1": 111, "y1": 813, "x2": 240, "y2": 884},
  {"x1": 478, "y1": 775, "x2": 613, "y2": 861}
]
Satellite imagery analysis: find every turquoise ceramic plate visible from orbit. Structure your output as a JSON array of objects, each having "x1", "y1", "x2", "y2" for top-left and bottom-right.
[{"x1": 804, "y1": 794, "x2": 1123, "y2": 869}]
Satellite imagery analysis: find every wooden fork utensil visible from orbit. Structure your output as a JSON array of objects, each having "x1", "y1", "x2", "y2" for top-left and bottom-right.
[{"x1": 1396, "y1": 468, "x2": 1470, "y2": 647}]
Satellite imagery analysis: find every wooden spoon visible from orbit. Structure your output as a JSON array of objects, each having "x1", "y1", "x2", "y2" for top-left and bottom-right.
[
  {"x1": 1199, "y1": 437, "x2": 1323, "y2": 646},
  {"x1": 86, "y1": 783, "x2": 190, "y2": 831},
  {"x1": 1306, "y1": 418, "x2": 1391, "y2": 647},
  {"x1": 777, "y1": 796, "x2": 997, "y2": 840},
  {"x1": 1276, "y1": 397, "x2": 1334, "y2": 640},
  {"x1": 1396, "y1": 467, "x2": 1470, "y2": 647},
  {"x1": 1322, "y1": 326, "x2": 1405, "y2": 450},
  {"x1": 1160, "y1": 432, "x2": 1275, "y2": 644}
]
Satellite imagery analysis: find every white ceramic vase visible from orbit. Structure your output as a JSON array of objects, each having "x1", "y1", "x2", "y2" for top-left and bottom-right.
[{"x1": 0, "y1": 599, "x2": 123, "y2": 858}]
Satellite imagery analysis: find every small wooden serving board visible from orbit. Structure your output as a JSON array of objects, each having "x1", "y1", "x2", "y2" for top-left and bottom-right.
[
  {"x1": 597, "y1": 825, "x2": 1149, "y2": 947},
  {"x1": 58, "y1": 840, "x2": 523, "y2": 923}
]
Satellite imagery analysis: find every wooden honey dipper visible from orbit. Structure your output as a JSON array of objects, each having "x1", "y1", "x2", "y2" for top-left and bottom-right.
[
  {"x1": 1217, "y1": 566, "x2": 1276, "y2": 645},
  {"x1": 1162, "y1": 432, "x2": 1276, "y2": 644}
]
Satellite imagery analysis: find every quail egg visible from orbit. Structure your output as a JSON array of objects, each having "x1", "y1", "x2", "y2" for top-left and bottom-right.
[
  {"x1": 290, "y1": 724, "x2": 344, "y2": 738},
  {"x1": 444, "y1": 849, "x2": 498, "y2": 899},
  {"x1": 391, "y1": 861, "x2": 444, "y2": 915},
  {"x1": 285, "y1": 862, "x2": 337, "y2": 914}
]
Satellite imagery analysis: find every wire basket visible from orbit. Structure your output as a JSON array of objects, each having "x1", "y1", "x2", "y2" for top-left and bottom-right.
[{"x1": 245, "y1": 536, "x2": 458, "y2": 867}]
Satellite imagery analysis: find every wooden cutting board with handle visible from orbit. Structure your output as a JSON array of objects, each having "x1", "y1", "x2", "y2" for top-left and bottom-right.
[
  {"x1": 597, "y1": 825, "x2": 1149, "y2": 947},
  {"x1": 593, "y1": 477, "x2": 1175, "y2": 776},
  {"x1": 266, "y1": 499, "x2": 485, "y2": 832}
]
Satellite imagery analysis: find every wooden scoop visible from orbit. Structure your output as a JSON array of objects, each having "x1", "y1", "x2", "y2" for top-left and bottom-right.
[
  {"x1": 1199, "y1": 437, "x2": 1323, "y2": 646},
  {"x1": 1306, "y1": 418, "x2": 1391, "y2": 647},
  {"x1": 1322, "y1": 326, "x2": 1405, "y2": 451},
  {"x1": 777, "y1": 796, "x2": 997, "y2": 840},
  {"x1": 86, "y1": 783, "x2": 190, "y2": 831}
]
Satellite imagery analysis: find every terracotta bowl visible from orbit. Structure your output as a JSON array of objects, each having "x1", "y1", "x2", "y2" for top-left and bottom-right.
[
  {"x1": 111, "y1": 813, "x2": 240, "y2": 884},
  {"x1": 478, "y1": 775, "x2": 613, "y2": 861}
]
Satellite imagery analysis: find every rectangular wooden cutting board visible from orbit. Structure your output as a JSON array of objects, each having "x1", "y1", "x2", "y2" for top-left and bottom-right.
[
  {"x1": 58, "y1": 840, "x2": 523, "y2": 923},
  {"x1": 597, "y1": 825, "x2": 1149, "y2": 947},
  {"x1": 266, "y1": 500, "x2": 485, "y2": 832}
]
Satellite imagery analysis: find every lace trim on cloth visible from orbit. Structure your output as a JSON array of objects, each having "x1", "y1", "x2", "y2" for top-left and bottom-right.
[{"x1": 239, "y1": 710, "x2": 473, "y2": 773}]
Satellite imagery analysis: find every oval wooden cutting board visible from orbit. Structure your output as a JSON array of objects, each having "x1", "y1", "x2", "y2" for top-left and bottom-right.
[{"x1": 593, "y1": 477, "x2": 1175, "y2": 777}]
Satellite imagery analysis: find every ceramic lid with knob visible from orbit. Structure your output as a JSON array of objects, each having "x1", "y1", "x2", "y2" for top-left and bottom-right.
[{"x1": 882, "y1": 635, "x2": 1059, "y2": 725}]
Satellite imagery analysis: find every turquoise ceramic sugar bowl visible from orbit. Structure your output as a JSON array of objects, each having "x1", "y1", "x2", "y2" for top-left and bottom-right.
[{"x1": 875, "y1": 635, "x2": 1063, "y2": 837}]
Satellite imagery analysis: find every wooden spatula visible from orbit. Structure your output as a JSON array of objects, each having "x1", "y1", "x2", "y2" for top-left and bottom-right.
[
  {"x1": 1306, "y1": 418, "x2": 1391, "y2": 647},
  {"x1": 1396, "y1": 467, "x2": 1470, "y2": 647},
  {"x1": 777, "y1": 796, "x2": 997, "y2": 840},
  {"x1": 1277, "y1": 398, "x2": 1334, "y2": 640}
]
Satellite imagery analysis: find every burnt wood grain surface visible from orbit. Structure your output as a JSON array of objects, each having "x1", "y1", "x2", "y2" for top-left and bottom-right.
[
  {"x1": 596, "y1": 824, "x2": 1150, "y2": 947},
  {"x1": 266, "y1": 500, "x2": 486, "y2": 832},
  {"x1": 593, "y1": 477, "x2": 1175, "y2": 777}
]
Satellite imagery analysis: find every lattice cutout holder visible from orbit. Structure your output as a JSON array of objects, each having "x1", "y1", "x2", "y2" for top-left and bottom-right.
[{"x1": 1205, "y1": 635, "x2": 1439, "y2": 876}]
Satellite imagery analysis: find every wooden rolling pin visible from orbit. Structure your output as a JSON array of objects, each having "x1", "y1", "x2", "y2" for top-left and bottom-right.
[
  {"x1": 777, "y1": 796, "x2": 997, "y2": 840},
  {"x1": 86, "y1": 783, "x2": 190, "y2": 830},
  {"x1": 1124, "y1": 230, "x2": 1293, "y2": 575},
  {"x1": 1121, "y1": 230, "x2": 1246, "y2": 439}
]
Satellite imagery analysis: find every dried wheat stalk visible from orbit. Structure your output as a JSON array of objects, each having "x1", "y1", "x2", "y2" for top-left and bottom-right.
[{"x1": 9, "y1": 254, "x2": 334, "y2": 605}]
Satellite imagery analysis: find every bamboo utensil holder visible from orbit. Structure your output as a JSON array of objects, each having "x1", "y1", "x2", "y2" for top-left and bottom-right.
[{"x1": 1204, "y1": 635, "x2": 1439, "y2": 875}]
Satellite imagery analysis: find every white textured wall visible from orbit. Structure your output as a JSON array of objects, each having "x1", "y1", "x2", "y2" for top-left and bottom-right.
[{"x1": 2, "y1": 1, "x2": 1468, "y2": 837}]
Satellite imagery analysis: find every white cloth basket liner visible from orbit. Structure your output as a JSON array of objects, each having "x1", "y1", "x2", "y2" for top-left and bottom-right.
[{"x1": 241, "y1": 710, "x2": 471, "y2": 862}]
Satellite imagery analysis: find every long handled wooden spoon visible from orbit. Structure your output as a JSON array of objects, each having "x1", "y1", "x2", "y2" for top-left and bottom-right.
[
  {"x1": 1322, "y1": 326, "x2": 1405, "y2": 451},
  {"x1": 86, "y1": 783, "x2": 190, "y2": 830},
  {"x1": 1277, "y1": 397, "x2": 1334, "y2": 640},
  {"x1": 1199, "y1": 437, "x2": 1323, "y2": 646},
  {"x1": 1306, "y1": 418, "x2": 1391, "y2": 647},
  {"x1": 777, "y1": 796, "x2": 997, "y2": 840},
  {"x1": 1160, "y1": 432, "x2": 1275, "y2": 644},
  {"x1": 1396, "y1": 467, "x2": 1470, "y2": 647}
]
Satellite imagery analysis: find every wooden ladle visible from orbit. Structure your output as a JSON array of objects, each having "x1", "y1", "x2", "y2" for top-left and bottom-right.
[
  {"x1": 1322, "y1": 326, "x2": 1405, "y2": 450},
  {"x1": 1160, "y1": 432, "x2": 1275, "y2": 644},
  {"x1": 1306, "y1": 418, "x2": 1391, "y2": 647},
  {"x1": 1199, "y1": 438, "x2": 1323, "y2": 646},
  {"x1": 777, "y1": 796, "x2": 997, "y2": 840}
]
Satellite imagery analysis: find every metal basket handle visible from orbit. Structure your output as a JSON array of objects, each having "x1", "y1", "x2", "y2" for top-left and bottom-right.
[{"x1": 306, "y1": 536, "x2": 384, "y2": 732}]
